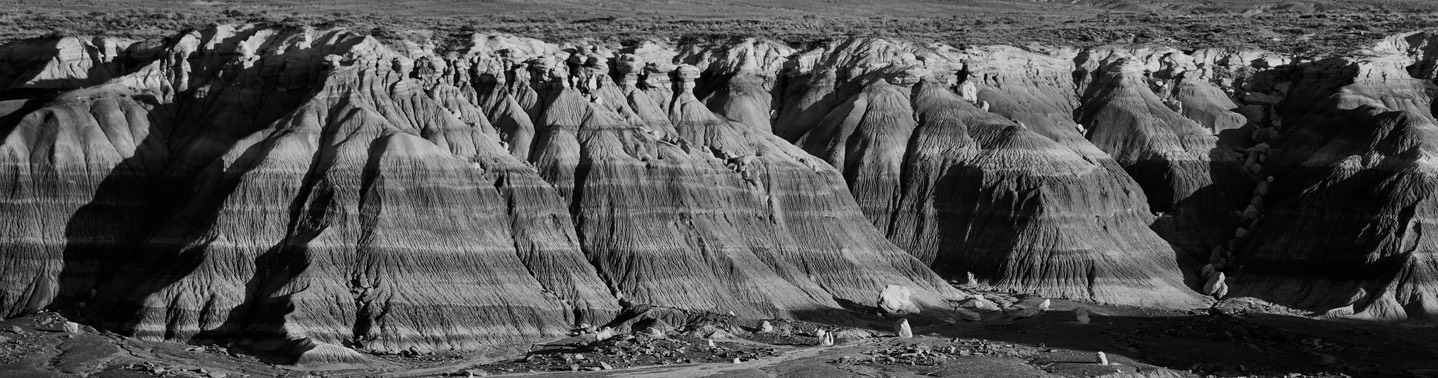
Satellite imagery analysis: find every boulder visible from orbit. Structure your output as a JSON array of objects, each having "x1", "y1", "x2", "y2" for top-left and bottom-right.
[
  {"x1": 894, "y1": 319, "x2": 913, "y2": 338},
  {"x1": 959, "y1": 296, "x2": 1002, "y2": 311},
  {"x1": 1204, "y1": 272, "x2": 1227, "y2": 296},
  {"x1": 878, "y1": 285, "x2": 920, "y2": 315}
]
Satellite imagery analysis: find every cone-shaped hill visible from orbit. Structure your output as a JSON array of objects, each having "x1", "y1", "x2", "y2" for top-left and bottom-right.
[{"x1": 726, "y1": 39, "x2": 1207, "y2": 307}]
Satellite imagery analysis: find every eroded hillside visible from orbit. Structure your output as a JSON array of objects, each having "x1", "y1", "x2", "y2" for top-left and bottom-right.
[{"x1": 2, "y1": 23, "x2": 1438, "y2": 365}]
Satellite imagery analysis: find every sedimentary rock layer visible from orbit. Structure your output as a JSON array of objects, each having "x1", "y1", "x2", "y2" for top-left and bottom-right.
[
  {"x1": 8, "y1": 24, "x2": 1438, "y2": 362},
  {"x1": 1232, "y1": 35, "x2": 1438, "y2": 320},
  {"x1": 745, "y1": 39, "x2": 1205, "y2": 307},
  {"x1": 0, "y1": 26, "x2": 975, "y2": 360}
]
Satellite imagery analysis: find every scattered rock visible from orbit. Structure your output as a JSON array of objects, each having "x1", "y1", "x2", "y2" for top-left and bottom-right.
[
  {"x1": 759, "y1": 321, "x2": 773, "y2": 333},
  {"x1": 832, "y1": 328, "x2": 873, "y2": 341},
  {"x1": 960, "y1": 296, "x2": 1001, "y2": 311},
  {"x1": 631, "y1": 318, "x2": 673, "y2": 337},
  {"x1": 950, "y1": 307, "x2": 982, "y2": 322},
  {"x1": 1007, "y1": 297, "x2": 1048, "y2": 319}
]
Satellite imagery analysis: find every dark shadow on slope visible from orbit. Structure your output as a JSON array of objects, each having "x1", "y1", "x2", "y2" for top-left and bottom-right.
[
  {"x1": 922, "y1": 162, "x2": 996, "y2": 278},
  {"x1": 54, "y1": 96, "x2": 177, "y2": 320}
]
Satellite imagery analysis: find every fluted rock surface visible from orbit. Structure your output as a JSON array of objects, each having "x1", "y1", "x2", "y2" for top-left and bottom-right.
[
  {"x1": 742, "y1": 39, "x2": 1206, "y2": 307},
  {"x1": 0, "y1": 26, "x2": 981, "y2": 360},
  {"x1": 1, "y1": 26, "x2": 619, "y2": 359},
  {"x1": 1232, "y1": 35, "x2": 1438, "y2": 320},
  {"x1": 1074, "y1": 51, "x2": 1253, "y2": 263},
  {"x1": 414, "y1": 38, "x2": 965, "y2": 318},
  {"x1": 10, "y1": 23, "x2": 1438, "y2": 361}
]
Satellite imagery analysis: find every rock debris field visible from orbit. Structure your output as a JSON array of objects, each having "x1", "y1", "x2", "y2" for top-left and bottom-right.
[{"x1": 2, "y1": 1, "x2": 1438, "y2": 377}]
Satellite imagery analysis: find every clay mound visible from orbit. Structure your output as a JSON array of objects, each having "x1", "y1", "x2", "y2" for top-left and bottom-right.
[
  {"x1": 1075, "y1": 55, "x2": 1252, "y2": 261},
  {"x1": 913, "y1": 79, "x2": 1203, "y2": 307},
  {"x1": 763, "y1": 39, "x2": 1203, "y2": 306},
  {"x1": 397, "y1": 35, "x2": 965, "y2": 317},
  {"x1": 88, "y1": 52, "x2": 617, "y2": 352},
  {"x1": 1, "y1": 26, "x2": 620, "y2": 356},
  {"x1": 504, "y1": 51, "x2": 963, "y2": 317},
  {"x1": 959, "y1": 120, "x2": 1205, "y2": 308},
  {"x1": 1233, "y1": 53, "x2": 1438, "y2": 320},
  {"x1": 0, "y1": 25, "x2": 367, "y2": 318}
]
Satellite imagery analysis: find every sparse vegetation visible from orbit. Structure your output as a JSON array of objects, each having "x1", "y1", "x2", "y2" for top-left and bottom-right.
[{"x1": 0, "y1": 1, "x2": 1435, "y2": 56}]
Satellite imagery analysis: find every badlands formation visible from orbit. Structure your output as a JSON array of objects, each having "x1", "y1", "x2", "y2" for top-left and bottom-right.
[{"x1": 1, "y1": 23, "x2": 1437, "y2": 365}]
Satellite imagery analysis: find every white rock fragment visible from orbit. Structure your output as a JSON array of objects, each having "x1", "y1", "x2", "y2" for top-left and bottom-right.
[
  {"x1": 1204, "y1": 272, "x2": 1227, "y2": 296},
  {"x1": 894, "y1": 318, "x2": 913, "y2": 338},
  {"x1": 960, "y1": 295, "x2": 1001, "y2": 311},
  {"x1": 959, "y1": 81, "x2": 978, "y2": 103},
  {"x1": 1097, "y1": 351, "x2": 1109, "y2": 365}
]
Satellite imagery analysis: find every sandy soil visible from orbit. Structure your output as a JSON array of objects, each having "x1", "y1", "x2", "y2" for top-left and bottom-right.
[{"x1": 4, "y1": 292, "x2": 1436, "y2": 378}]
